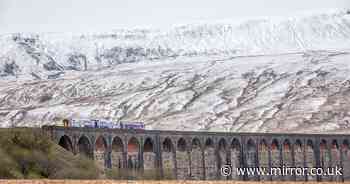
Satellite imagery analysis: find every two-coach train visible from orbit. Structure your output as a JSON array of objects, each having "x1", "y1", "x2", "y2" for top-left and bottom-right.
[{"x1": 61, "y1": 118, "x2": 145, "y2": 130}]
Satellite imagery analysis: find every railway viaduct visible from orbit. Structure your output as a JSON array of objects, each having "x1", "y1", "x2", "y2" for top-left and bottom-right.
[{"x1": 43, "y1": 126, "x2": 350, "y2": 181}]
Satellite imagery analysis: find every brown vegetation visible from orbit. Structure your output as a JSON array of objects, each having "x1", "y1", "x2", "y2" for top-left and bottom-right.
[{"x1": 0, "y1": 128, "x2": 99, "y2": 179}]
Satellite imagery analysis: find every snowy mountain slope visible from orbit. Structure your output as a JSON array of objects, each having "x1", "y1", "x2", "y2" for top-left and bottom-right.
[
  {"x1": 0, "y1": 11, "x2": 350, "y2": 133},
  {"x1": 0, "y1": 11, "x2": 350, "y2": 79},
  {"x1": 0, "y1": 50, "x2": 350, "y2": 133}
]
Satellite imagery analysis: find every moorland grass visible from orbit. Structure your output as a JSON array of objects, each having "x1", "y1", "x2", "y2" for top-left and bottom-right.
[{"x1": 0, "y1": 128, "x2": 99, "y2": 179}]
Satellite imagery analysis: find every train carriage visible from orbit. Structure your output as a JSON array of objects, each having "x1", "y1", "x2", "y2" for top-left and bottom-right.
[{"x1": 61, "y1": 118, "x2": 145, "y2": 130}]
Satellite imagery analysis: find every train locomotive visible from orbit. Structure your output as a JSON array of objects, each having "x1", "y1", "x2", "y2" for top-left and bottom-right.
[{"x1": 62, "y1": 118, "x2": 145, "y2": 130}]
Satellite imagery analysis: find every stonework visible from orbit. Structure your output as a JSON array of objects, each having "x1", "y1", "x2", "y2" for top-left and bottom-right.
[
  {"x1": 270, "y1": 147, "x2": 280, "y2": 181},
  {"x1": 283, "y1": 146, "x2": 293, "y2": 181},
  {"x1": 294, "y1": 143, "x2": 304, "y2": 181},
  {"x1": 43, "y1": 126, "x2": 350, "y2": 181},
  {"x1": 320, "y1": 145, "x2": 331, "y2": 181},
  {"x1": 257, "y1": 144, "x2": 268, "y2": 181},
  {"x1": 190, "y1": 148, "x2": 203, "y2": 180},
  {"x1": 127, "y1": 152, "x2": 139, "y2": 169},
  {"x1": 246, "y1": 148, "x2": 256, "y2": 167},
  {"x1": 306, "y1": 145, "x2": 316, "y2": 181},
  {"x1": 331, "y1": 147, "x2": 341, "y2": 181},
  {"x1": 162, "y1": 152, "x2": 175, "y2": 179},
  {"x1": 218, "y1": 149, "x2": 227, "y2": 180},
  {"x1": 176, "y1": 151, "x2": 190, "y2": 179},
  {"x1": 94, "y1": 150, "x2": 106, "y2": 169},
  {"x1": 343, "y1": 147, "x2": 350, "y2": 181},
  {"x1": 143, "y1": 152, "x2": 156, "y2": 170},
  {"x1": 111, "y1": 152, "x2": 123, "y2": 169},
  {"x1": 231, "y1": 149, "x2": 241, "y2": 180},
  {"x1": 204, "y1": 147, "x2": 216, "y2": 180},
  {"x1": 246, "y1": 146, "x2": 257, "y2": 181}
]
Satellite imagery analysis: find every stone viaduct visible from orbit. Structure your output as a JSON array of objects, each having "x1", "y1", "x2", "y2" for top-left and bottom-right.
[{"x1": 42, "y1": 126, "x2": 350, "y2": 181}]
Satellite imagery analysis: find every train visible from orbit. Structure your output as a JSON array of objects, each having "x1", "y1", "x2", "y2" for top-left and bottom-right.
[{"x1": 61, "y1": 118, "x2": 145, "y2": 130}]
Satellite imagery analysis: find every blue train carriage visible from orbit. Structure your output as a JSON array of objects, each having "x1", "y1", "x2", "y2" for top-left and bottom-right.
[
  {"x1": 94, "y1": 119, "x2": 120, "y2": 129},
  {"x1": 73, "y1": 119, "x2": 94, "y2": 128},
  {"x1": 120, "y1": 121, "x2": 145, "y2": 130},
  {"x1": 72, "y1": 119, "x2": 112, "y2": 128},
  {"x1": 61, "y1": 118, "x2": 145, "y2": 130},
  {"x1": 62, "y1": 118, "x2": 120, "y2": 129}
]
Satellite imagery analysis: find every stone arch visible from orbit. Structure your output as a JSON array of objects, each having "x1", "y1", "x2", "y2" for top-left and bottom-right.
[
  {"x1": 218, "y1": 138, "x2": 227, "y2": 180},
  {"x1": 258, "y1": 139, "x2": 269, "y2": 181},
  {"x1": 127, "y1": 137, "x2": 140, "y2": 170},
  {"x1": 77, "y1": 135, "x2": 92, "y2": 158},
  {"x1": 191, "y1": 138, "x2": 201, "y2": 149},
  {"x1": 190, "y1": 138, "x2": 203, "y2": 180},
  {"x1": 162, "y1": 138, "x2": 175, "y2": 179},
  {"x1": 204, "y1": 138, "x2": 216, "y2": 180},
  {"x1": 143, "y1": 137, "x2": 156, "y2": 174},
  {"x1": 94, "y1": 135, "x2": 108, "y2": 169},
  {"x1": 111, "y1": 136, "x2": 124, "y2": 169},
  {"x1": 176, "y1": 138, "x2": 190, "y2": 179},
  {"x1": 144, "y1": 137, "x2": 154, "y2": 152},
  {"x1": 271, "y1": 139, "x2": 281, "y2": 180},
  {"x1": 282, "y1": 139, "x2": 293, "y2": 180},
  {"x1": 205, "y1": 138, "x2": 214, "y2": 147},
  {"x1": 306, "y1": 140, "x2": 316, "y2": 181},
  {"x1": 163, "y1": 138, "x2": 174, "y2": 152},
  {"x1": 58, "y1": 135, "x2": 73, "y2": 153},
  {"x1": 177, "y1": 138, "x2": 187, "y2": 151},
  {"x1": 294, "y1": 139, "x2": 304, "y2": 181},
  {"x1": 330, "y1": 140, "x2": 341, "y2": 181},
  {"x1": 342, "y1": 140, "x2": 350, "y2": 181}
]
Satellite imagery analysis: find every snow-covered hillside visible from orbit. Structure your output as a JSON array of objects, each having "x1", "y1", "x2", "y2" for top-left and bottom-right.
[{"x1": 0, "y1": 11, "x2": 350, "y2": 133}]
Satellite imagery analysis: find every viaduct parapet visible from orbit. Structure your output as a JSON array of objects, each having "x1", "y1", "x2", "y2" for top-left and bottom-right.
[{"x1": 43, "y1": 126, "x2": 350, "y2": 181}]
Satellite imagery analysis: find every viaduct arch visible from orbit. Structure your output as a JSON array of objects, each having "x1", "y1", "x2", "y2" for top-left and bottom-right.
[{"x1": 43, "y1": 126, "x2": 350, "y2": 181}]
